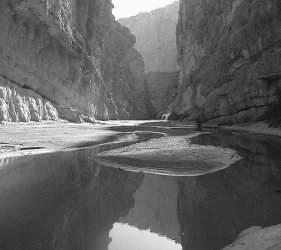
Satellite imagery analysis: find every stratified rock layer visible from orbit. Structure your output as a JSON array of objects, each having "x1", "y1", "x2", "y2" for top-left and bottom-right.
[
  {"x1": 0, "y1": 75, "x2": 58, "y2": 122},
  {"x1": 168, "y1": 0, "x2": 281, "y2": 125}
]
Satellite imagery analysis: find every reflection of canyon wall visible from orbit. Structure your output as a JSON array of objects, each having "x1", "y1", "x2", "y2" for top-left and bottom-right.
[
  {"x1": 120, "y1": 174, "x2": 180, "y2": 243},
  {"x1": 178, "y1": 133, "x2": 281, "y2": 250},
  {"x1": 0, "y1": 148, "x2": 143, "y2": 250},
  {"x1": 0, "y1": 0, "x2": 149, "y2": 122},
  {"x1": 168, "y1": 0, "x2": 281, "y2": 125},
  {"x1": 119, "y1": 1, "x2": 179, "y2": 117}
]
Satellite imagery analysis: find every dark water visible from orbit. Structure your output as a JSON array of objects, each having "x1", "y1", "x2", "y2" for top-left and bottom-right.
[{"x1": 0, "y1": 128, "x2": 281, "y2": 250}]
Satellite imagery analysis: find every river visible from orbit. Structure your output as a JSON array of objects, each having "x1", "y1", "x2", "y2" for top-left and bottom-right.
[{"x1": 0, "y1": 122, "x2": 280, "y2": 250}]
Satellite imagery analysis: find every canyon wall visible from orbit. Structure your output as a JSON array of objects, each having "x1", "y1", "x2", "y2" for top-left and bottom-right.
[
  {"x1": 119, "y1": 1, "x2": 179, "y2": 117},
  {"x1": 0, "y1": 0, "x2": 149, "y2": 122},
  {"x1": 101, "y1": 22, "x2": 149, "y2": 119},
  {"x1": 168, "y1": 0, "x2": 281, "y2": 125},
  {"x1": 119, "y1": 1, "x2": 179, "y2": 73}
]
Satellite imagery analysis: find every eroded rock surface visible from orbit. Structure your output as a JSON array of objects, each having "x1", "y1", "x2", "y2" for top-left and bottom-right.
[
  {"x1": 0, "y1": 75, "x2": 58, "y2": 122},
  {"x1": 168, "y1": 0, "x2": 281, "y2": 125},
  {"x1": 0, "y1": 0, "x2": 149, "y2": 122}
]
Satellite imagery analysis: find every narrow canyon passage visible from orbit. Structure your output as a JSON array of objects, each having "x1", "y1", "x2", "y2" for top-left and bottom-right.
[{"x1": 0, "y1": 0, "x2": 281, "y2": 249}]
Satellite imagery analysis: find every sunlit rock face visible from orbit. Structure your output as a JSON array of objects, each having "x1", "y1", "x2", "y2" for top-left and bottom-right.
[
  {"x1": 119, "y1": 1, "x2": 180, "y2": 118},
  {"x1": 0, "y1": 0, "x2": 121, "y2": 121},
  {"x1": 0, "y1": 75, "x2": 58, "y2": 122},
  {"x1": 0, "y1": 0, "x2": 149, "y2": 122},
  {"x1": 101, "y1": 22, "x2": 149, "y2": 119},
  {"x1": 168, "y1": 0, "x2": 281, "y2": 125}
]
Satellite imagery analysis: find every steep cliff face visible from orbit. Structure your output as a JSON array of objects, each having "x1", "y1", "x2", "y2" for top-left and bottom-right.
[
  {"x1": 119, "y1": 1, "x2": 179, "y2": 73},
  {"x1": 101, "y1": 22, "x2": 149, "y2": 119},
  {"x1": 168, "y1": 0, "x2": 281, "y2": 125},
  {"x1": 145, "y1": 72, "x2": 178, "y2": 117},
  {"x1": 119, "y1": 1, "x2": 179, "y2": 118},
  {"x1": 0, "y1": 0, "x2": 149, "y2": 122},
  {"x1": 0, "y1": 76, "x2": 58, "y2": 122},
  {"x1": 0, "y1": 0, "x2": 119, "y2": 122}
]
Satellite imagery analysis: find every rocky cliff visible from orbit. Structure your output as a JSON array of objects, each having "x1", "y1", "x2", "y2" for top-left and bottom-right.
[
  {"x1": 145, "y1": 72, "x2": 178, "y2": 117},
  {"x1": 0, "y1": 0, "x2": 149, "y2": 122},
  {"x1": 119, "y1": 1, "x2": 179, "y2": 73},
  {"x1": 101, "y1": 22, "x2": 149, "y2": 119},
  {"x1": 119, "y1": 1, "x2": 179, "y2": 118},
  {"x1": 167, "y1": 0, "x2": 281, "y2": 125}
]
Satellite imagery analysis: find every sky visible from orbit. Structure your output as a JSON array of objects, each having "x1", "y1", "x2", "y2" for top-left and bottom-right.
[{"x1": 112, "y1": 0, "x2": 177, "y2": 19}]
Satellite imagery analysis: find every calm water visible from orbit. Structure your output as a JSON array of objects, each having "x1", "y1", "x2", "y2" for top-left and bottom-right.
[{"x1": 0, "y1": 125, "x2": 281, "y2": 250}]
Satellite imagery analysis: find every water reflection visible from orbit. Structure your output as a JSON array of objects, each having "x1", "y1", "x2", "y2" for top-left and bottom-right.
[
  {"x1": 120, "y1": 174, "x2": 180, "y2": 242},
  {"x1": 0, "y1": 131, "x2": 280, "y2": 250},
  {"x1": 178, "y1": 132, "x2": 281, "y2": 250},
  {"x1": 109, "y1": 223, "x2": 182, "y2": 250},
  {"x1": 0, "y1": 149, "x2": 144, "y2": 250}
]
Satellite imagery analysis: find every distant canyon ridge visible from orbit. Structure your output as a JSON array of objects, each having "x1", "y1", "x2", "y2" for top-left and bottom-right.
[{"x1": 0, "y1": 0, "x2": 281, "y2": 126}]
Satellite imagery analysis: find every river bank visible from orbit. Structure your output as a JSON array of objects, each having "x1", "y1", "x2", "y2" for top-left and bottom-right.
[
  {"x1": 220, "y1": 122, "x2": 281, "y2": 138},
  {"x1": 0, "y1": 120, "x2": 197, "y2": 159}
]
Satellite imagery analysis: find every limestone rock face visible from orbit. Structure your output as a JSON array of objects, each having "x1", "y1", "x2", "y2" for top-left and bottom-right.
[
  {"x1": 101, "y1": 22, "x2": 149, "y2": 119},
  {"x1": 0, "y1": 0, "x2": 149, "y2": 122},
  {"x1": 119, "y1": 1, "x2": 179, "y2": 117},
  {"x1": 0, "y1": 0, "x2": 120, "y2": 122},
  {"x1": 168, "y1": 0, "x2": 281, "y2": 125},
  {"x1": 0, "y1": 75, "x2": 58, "y2": 122}
]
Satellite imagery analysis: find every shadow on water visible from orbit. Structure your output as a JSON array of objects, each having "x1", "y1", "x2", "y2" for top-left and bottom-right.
[
  {"x1": 0, "y1": 126, "x2": 281, "y2": 250},
  {"x1": 178, "y1": 132, "x2": 281, "y2": 250},
  {"x1": 0, "y1": 148, "x2": 144, "y2": 250}
]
